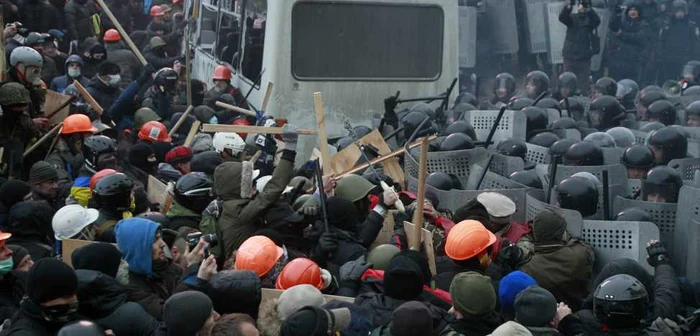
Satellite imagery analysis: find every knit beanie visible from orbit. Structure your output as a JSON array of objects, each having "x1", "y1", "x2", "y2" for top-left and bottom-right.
[
  {"x1": 165, "y1": 146, "x2": 193, "y2": 165},
  {"x1": 389, "y1": 301, "x2": 433, "y2": 336},
  {"x1": 190, "y1": 151, "x2": 223, "y2": 176},
  {"x1": 0, "y1": 180, "x2": 31, "y2": 209},
  {"x1": 325, "y1": 196, "x2": 359, "y2": 233},
  {"x1": 27, "y1": 259, "x2": 77, "y2": 304},
  {"x1": 514, "y1": 286, "x2": 557, "y2": 327},
  {"x1": 499, "y1": 271, "x2": 537, "y2": 311},
  {"x1": 491, "y1": 321, "x2": 533, "y2": 336},
  {"x1": 7, "y1": 245, "x2": 29, "y2": 269},
  {"x1": 449, "y1": 272, "x2": 496, "y2": 317},
  {"x1": 163, "y1": 291, "x2": 213, "y2": 336},
  {"x1": 72, "y1": 242, "x2": 123, "y2": 278},
  {"x1": 398, "y1": 250, "x2": 431, "y2": 284},
  {"x1": 29, "y1": 161, "x2": 59, "y2": 185},
  {"x1": 384, "y1": 254, "x2": 424, "y2": 300},
  {"x1": 128, "y1": 143, "x2": 155, "y2": 172}
]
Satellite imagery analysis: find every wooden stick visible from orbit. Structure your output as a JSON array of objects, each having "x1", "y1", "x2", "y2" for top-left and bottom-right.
[
  {"x1": 73, "y1": 80, "x2": 103, "y2": 115},
  {"x1": 215, "y1": 101, "x2": 257, "y2": 118},
  {"x1": 410, "y1": 137, "x2": 430, "y2": 250},
  {"x1": 201, "y1": 124, "x2": 316, "y2": 135},
  {"x1": 44, "y1": 126, "x2": 63, "y2": 160},
  {"x1": 168, "y1": 105, "x2": 194, "y2": 136},
  {"x1": 183, "y1": 120, "x2": 201, "y2": 147},
  {"x1": 249, "y1": 150, "x2": 262, "y2": 164},
  {"x1": 93, "y1": 0, "x2": 148, "y2": 66},
  {"x1": 24, "y1": 122, "x2": 62, "y2": 158},
  {"x1": 261, "y1": 82, "x2": 274, "y2": 111},
  {"x1": 313, "y1": 92, "x2": 332, "y2": 174},
  {"x1": 45, "y1": 96, "x2": 76, "y2": 120},
  {"x1": 336, "y1": 135, "x2": 437, "y2": 178}
]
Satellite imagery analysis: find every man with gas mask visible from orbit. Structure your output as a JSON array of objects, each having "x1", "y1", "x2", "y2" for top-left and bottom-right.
[
  {"x1": 205, "y1": 65, "x2": 249, "y2": 109},
  {"x1": 46, "y1": 114, "x2": 97, "y2": 189},
  {"x1": 7, "y1": 46, "x2": 48, "y2": 121},
  {"x1": 559, "y1": 0, "x2": 601, "y2": 96},
  {"x1": 50, "y1": 55, "x2": 89, "y2": 94},
  {"x1": 658, "y1": 0, "x2": 700, "y2": 82}
]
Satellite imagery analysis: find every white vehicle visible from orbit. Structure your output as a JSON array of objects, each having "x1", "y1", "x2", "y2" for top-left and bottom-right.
[{"x1": 187, "y1": 0, "x2": 459, "y2": 160}]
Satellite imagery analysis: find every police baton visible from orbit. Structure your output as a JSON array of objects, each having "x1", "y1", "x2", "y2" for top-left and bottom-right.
[
  {"x1": 314, "y1": 159, "x2": 330, "y2": 232},
  {"x1": 545, "y1": 155, "x2": 560, "y2": 204},
  {"x1": 481, "y1": 106, "x2": 507, "y2": 148}
]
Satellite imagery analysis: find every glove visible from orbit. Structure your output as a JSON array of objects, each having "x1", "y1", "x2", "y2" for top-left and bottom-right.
[
  {"x1": 298, "y1": 206, "x2": 318, "y2": 217},
  {"x1": 378, "y1": 188, "x2": 397, "y2": 208},
  {"x1": 646, "y1": 240, "x2": 670, "y2": 267},
  {"x1": 318, "y1": 232, "x2": 339, "y2": 253},
  {"x1": 339, "y1": 256, "x2": 373, "y2": 282},
  {"x1": 282, "y1": 124, "x2": 299, "y2": 151},
  {"x1": 320, "y1": 269, "x2": 333, "y2": 289}
]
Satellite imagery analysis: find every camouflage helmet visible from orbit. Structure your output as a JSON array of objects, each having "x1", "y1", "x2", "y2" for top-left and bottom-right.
[
  {"x1": 367, "y1": 244, "x2": 400, "y2": 271},
  {"x1": 292, "y1": 194, "x2": 314, "y2": 212},
  {"x1": 0, "y1": 82, "x2": 30, "y2": 106},
  {"x1": 335, "y1": 174, "x2": 376, "y2": 203}
]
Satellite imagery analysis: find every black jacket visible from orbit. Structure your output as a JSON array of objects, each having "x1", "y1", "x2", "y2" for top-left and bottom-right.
[
  {"x1": 18, "y1": 0, "x2": 60, "y2": 36},
  {"x1": 6, "y1": 299, "x2": 81, "y2": 336},
  {"x1": 86, "y1": 77, "x2": 123, "y2": 113},
  {"x1": 438, "y1": 313, "x2": 503, "y2": 336},
  {"x1": 559, "y1": 5, "x2": 601, "y2": 61},
  {"x1": 659, "y1": 17, "x2": 700, "y2": 64},
  {"x1": 354, "y1": 292, "x2": 448, "y2": 335},
  {"x1": 64, "y1": 0, "x2": 96, "y2": 42},
  {"x1": 608, "y1": 10, "x2": 650, "y2": 65},
  {"x1": 0, "y1": 271, "x2": 26, "y2": 322},
  {"x1": 75, "y1": 269, "x2": 160, "y2": 335},
  {"x1": 5, "y1": 201, "x2": 56, "y2": 261}
]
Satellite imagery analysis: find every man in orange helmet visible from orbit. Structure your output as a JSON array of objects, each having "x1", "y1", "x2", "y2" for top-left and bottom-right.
[
  {"x1": 46, "y1": 114, "x2": 97, "y2": 187},
  {"x1": 205, "y1": 65, "x2": 249, "y2": 110}
]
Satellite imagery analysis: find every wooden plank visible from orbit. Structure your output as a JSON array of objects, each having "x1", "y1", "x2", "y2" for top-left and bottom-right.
[
  {"x1": 147, "y1": 175, "x2": 167, "y2": 207},
  {"x1": 201, "y1": 124, "x2": 316, "y2": 135},
  {"x1": 403, "y1": 221, "x2": 437, "y2": 279},
  {"x1": 73, "y1": 80, "x2": 103, "y2": 114},
  {"x1": 335, "y1": 135, "x2": 437, "y2": 178},
  {"x1": 93, "y1": 0, "x2": 148, "y2": 65},
  {"x1": 168, "y1": 105, "x2": 194, "y2": 136},
  {"x1": 411, "y1": 137, "x2": 430, "y2": 250},
  {"x1": 261, "y1": 288, "x2": 354, "y2": 303},
  {"x1": 43, "y1": 90, "x2": 71, "y2": 124},
  {"x1": 313, "y1": 92, "x2": 332, "y2": 174},
  {"x1": 215, "y1": 101, "x2": 257, "y2": 118},
  {"x1": 261, "y1": 82, "x2": 274, "y2": 111},
  {"x1": 24, "y1": 122, "x2": 62, "y2": 158},
  {"x1": 330, "y1": 129, "x2": 405, "y2": 189},
  {"x1": 183, "y1": 120, "x2": 201, "y2": 147}
]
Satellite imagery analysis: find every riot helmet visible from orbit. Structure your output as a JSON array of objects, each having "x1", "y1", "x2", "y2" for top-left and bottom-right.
[
  {"x1": 647, "y1": 126, "x2": 687, "y2": 165},
  {"x1": 549, "y1": 139, "x2": 578, "y2": 157},
  {"x1": 564, "y1": 141, "x2": 605, "y2": 166},
  {"x1": 621, "y1": 145, "x2": 655, "y2": 174},
  {"x1": 401, "y1": 111, "x2": 433, "y2": 140},
  {"x1": 174, "y1": 172, "x2": 214, "y2": 214},
  {"x1": 615, "y1": 207, "x2": 653, "y2": 222},
  {"x1": 454, "y1": 92, "x2": 478, "y2": 107},
  {"x1": 509, "y1": 170, "x2": 543, "y2": 189},
  {"x1": 605, "y1": 127, "x2": 636, "y2": 148},
  {"x1": 682, "y1": 60, "x2": 700, "y2": 87},
  {"x1": 556, "y1": 176, "x2": 599, "y2": 217},
  {"x1": 83, "y1": 135, "x2": 117, "y2": 172},
  {"x1": 616, "y1": 79, "x2": 640, "y2": 108},
  {"x1": 522, "y1": 106, "x2": 549, "y2": 136},
  {"x1": 589, "y1": 95, "x2": 625, "y2": 130},
  {"x1": 593, "y1": 77, "x2": 618, "y2": 98},
  {"x1": 335, "y1": 137, "x2": 355, "y2": 152},
  {"x1": 509, "y1": 97, "x2": 535, "y2": 111},
  {"x1": 557, "y1": 72, "x2": 578, "y2": 98},
  {"x1": 683, "y1": 85, "x2": 700, "y2": 96},
  {"x1": 593, "y1": 274, "x2": 649, "y2": 330},
  {"x1": 642, "y1": 166, "x2": 682, "y2": 203},
  {"x1": 497, "y1": 138, "x2": 528, "y2": 160},
  {"x1": 426, "y1": 172, "x2": 457, "y2": 191},
  {"x1": 583, "y1": 132, "x2": 616, "y2": 148},
  {"x1": 410, "y1": 103, "x2": 436, "y2": 120},
  {"x1": 639, "y1": 121, "x2": 665, "y2": 133},
  {"x1": 686, "y1": 100, "x2": 700, "y2": 126},
  {"x1": 445, "y1": 121, "x2": 477, "y2": 141},
  {"x1": 551, "y1": 117, "x2": 578, "y2": 130},
  {"x1": 353, "y1": 125, "x2": 372, "y2": 140},
  {"x1": 494, "y1": 73, "x2": 516, "y2": 102},
  {"x1": 451, "y1": 103, "x2": 476, "y2": 122},
  {"x1": 439, "y1": 133, "x2": 474, "y2": 151},
  {"x1": 535, "y1": 97, "x2": 562, "y2": 113},
  {"x1": 529, "y1": 132, "x2": 561, "y2": 148},
  {"x1": 562, "y1": 97, "x2": 586, "y2": 122},
  {"x1": 525, "y1": 71, "x2": 550, "y2": 99},
  {"x1": 638, "y1": 90, "x2": 666, "y2": 120},
  {"x1": 92, "y1": 173, "x2": 133, "y2": 211},
  {"x1": 646, "y1": 100, "x2": 677, "y2": 125}
]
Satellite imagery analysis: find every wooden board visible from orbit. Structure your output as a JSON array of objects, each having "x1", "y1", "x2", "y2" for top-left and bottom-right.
[
  {"x1": 261, "y1": 288, "x2": 354, "y2": 303},
  {"x1": 147, "y1": 175, "x2": 168, "y2": 207},
  {"x1": 62, "y1": 239, "x2": 118, "y2": 267},
  {"x1": 403, "y1": 221, "x2": 437, "y2": 278},
  {"x1": 44, "y1": 90, "x2": 71, "y2": 124},
  {"x1": 369, "y1": 211, "x2": 396, "y2": 250},
  {"x1": 183, "y1": 120, "x2": 201, "y2": 147},
  {"x1": 313, "y1": 92, "x2": 332, "y2": 174}
]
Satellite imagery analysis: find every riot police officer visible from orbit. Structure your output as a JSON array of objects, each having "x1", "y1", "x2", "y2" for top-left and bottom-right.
[
  {"x1": 686, "y1": 100, "x2": 700, "y2": 126},
  {"x1": 646, "y1": 100, "x2": 677, "y2": 125},
  {"x1": 682, "y1": 60, "x2": 700, "y2": 88},
  {"x1": 647, "y1": 126, "x2": 687, "y2": 165},
  {"x1": 556, "y1": 176, "x2": 599, "y2": 217},
  {"x1": 492, "y1": 73, "x2": 516, "y2": 107},
  {"x1": 529, "y1": 132, "x2": 561, "y2": 148},
  {"x1": 621, "y1": 144, "x2": 656, "y2": 179},
  {"x1": 445, "y1": 121, "x2": 477, "y2": 141},
  {"x1": 636, "y1": 87, "x2": 666, "y2": 121},
  {"x1": 523, "y1": 106, "x2": 549, "y2": 137},
  {"x1": 564, "y1": 141, "x2": 605, "y2": 166},
  {"x1": 583, "y1": 132, "x2": 616, "y2": 148},
  {"x1": 589, "y1": 95, "x2": 626, "y2": 131},
  {"x1": 642, "y1": 165, "x2": 683, "y2": 203},
  {"x1": 617, "y1": 79, "x2": 640, "y2": 111},
  {"x1": 549, "y1": 139, "x2": 579, "y2": 158},
  {"x1": 426, "y1": 172, "x2": 460, "y2": 191},
  {"x1": 606, "y1": 126, "x2": 636, "y2": 148},
  {"x1": 555, "y1": 72, "x2": 579, "y2": 100},
  {"x1": 509, "y1": 170, "x2": 543, "y2": 189},
  {"x1": 439, "y1": 133, "x2": 474, "y2": 151},
  {"x1": 524, "y1": 71, "x2": 550, "y2": 100},
  {"x1": 592, "y1": 77, "x2": 618, "y2": 99}
]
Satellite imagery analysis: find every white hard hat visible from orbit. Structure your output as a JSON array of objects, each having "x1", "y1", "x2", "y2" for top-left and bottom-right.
[
  {"x1": 213, "y1": 132, "x2": 245, "y2": 155},
  {"x1": 52, "y1": 204, "x2": 99, "y2": 240},
  {"x1": 255, "y1": 175, "x2": 293, "y2": 193},
  {"x1": 10, "y1": 46, "x2": 42, "y2": 67}
]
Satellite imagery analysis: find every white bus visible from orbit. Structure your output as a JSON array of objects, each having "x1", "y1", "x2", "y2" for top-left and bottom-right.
[{"x1": 187, "y1": 0, "x2": 459, "y2": 158}]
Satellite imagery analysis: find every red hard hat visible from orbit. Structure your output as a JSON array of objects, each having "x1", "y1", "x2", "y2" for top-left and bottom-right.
[
  {"x1": 212, "y1": 65, "x2": 232, "y2": 80},
  {"x1": 232, "y1": 118, "x2": 251, "y2": 139},
  {"x1": 103, "y1": 29, "x2": 121, "y2": 42},
  {"x1": 61, "y1": 114, "x2": 98, "y2": 135},
  {"x1": 90, "y1": 169, "x2": 117, "y2": 191},
  {"x1": 276, "y1": 258, "x2": 324, "y2": 290},
  {"x1": 138, "y1": 121, "x2": 172, "y2": 143},
  {"x1": 150, "y1": 5, "x2": 165, "y2": 17}
]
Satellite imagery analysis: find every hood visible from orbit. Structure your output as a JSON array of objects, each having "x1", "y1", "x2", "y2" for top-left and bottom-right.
[
  {"x1": 64, "y1": 54, "x2": 84, "y2": 73},
  {"x1": 257, "y1": 298, "x2": 282, "y2": 336},
  {"x1": 166, "y1": 199, "x2": 199, "y2": 218},
  {"x1": 115, "y1": 218, "x2": 160, "y2": 277},
  {"x1": 626, "y1": 1, "x2": 643, "y2": 17},
  {"x1": 453, "y1": 199, "x2": 492, "y2": 231},
  {"x1": 214, "y1": 161, "x2": 255, "y2": 200},
  {"x1": 192, "y1": 106, "x2": 216, "y2": 123},
  {"x1": 208, "y1": 270, "x2": 262, "y2": 318},
  {"x1": 384, "y1": 255, "x2": 424, "y2": 300},
  {"x1": 190, "y1": 133, "x2": 214, "y2": 154},
  {"x1": 169, "y1": 113, "x2": 196, "y2": 138},
  {"x1": 7, "y1": 200, "x2": 55, "y2": 238},
  {"x1": 531, "y1": 210, "x2": 566, "y2": 244},
  {"x1": 191, "y1": 151, "x2": 223, "y2": 177},
  {"x1": 75, "y1": 269, "x2": 127, "y2": 318}
]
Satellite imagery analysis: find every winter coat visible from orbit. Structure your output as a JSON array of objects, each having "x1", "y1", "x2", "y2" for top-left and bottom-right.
[
  {"x1": 213, "y1": 152, "x2": 295, "y2": 259},
  {"x1": 45, "y1": 139, "x2": 83, "y2": 189},
  {"x1": 204, "y1": 83, "x2": 250, "y2": 110},
  {"x1": 64, "y1": 0, "x2": 96, "y2": 42},
  {"x1": 5, "y1": 201, "x2": 56, "y2": 261},
  {"x1": 105, "y1": 42, "x2": 142, "y2": 89},
  {"x1": 608, "y1": 7, "x2": 650, "y2": 66},
  {"x1": 94, "y1": 208, "x2": 129, "y2": 243},
  {"x1": 559, "y1": 6, "x2": 601, "y2": 61},
  {"x1": 0, "y1": 271, "x2": 26, "y2": 322},
  {"x1": 310, "y1": 226, "x2": 367, "y2": 278},
  {"x1": 208, "y1": 270, "x2": 262, "y2": 318},
  {"x1": 6, "y1": 299, "x2": 81, "y2": 336},
  {"x1": 354, "y1": 292, "x2": 448, "y2": 335},
  {"x1": 434, "y1": 258, "x2": 502, "y2": 296},
  {"x1": 49, "y1": 54, "x2": 90, "y2": 93},
  {"x1": 0, "y1": 114, "x2": 41, "y2": 180},
  {"x1": 18, "y1": 0, "x2": 60, "y2": 36},
  {"x1": 75, "y1": 269, "x2": 160, "y2": 335},
  {"x1": 156, "y1": 162, "x2": 182, "y2": 184},
  {"x1": 438, "y1": 313, "x2": 504, "y2": 336},
  {"x1": 115, "y1": 218, "x2": 186, "y2": 320},
  {"x1": 166, "y1": 200, "x2": 201, "y2": 232},
  {"x1": 143, "y1": 47, "x2": 180, "y2": 72},
  {"x1": 86, "y1": 77, "x2": 123, "y2": 113},
  {"x1": 659, "y1": 17, "x2": 700, "y2": 64}
]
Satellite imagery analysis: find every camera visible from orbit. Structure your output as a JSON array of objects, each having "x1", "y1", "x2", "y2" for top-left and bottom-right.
[{"x1": 186, "y1": 233, "x2": 218, "y2": 251}]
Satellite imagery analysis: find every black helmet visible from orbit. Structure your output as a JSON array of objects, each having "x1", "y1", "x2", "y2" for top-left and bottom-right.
[
  {"x1": 687, "y1": 100, "x2": 700, "y2": 117},
  {"x1": 439, "y1": 133, "x2": 474, "y2": 151},
  {"x1": 529, "y1": 132, "x2": 561, "y2": 148},
  {"x1": 353, "y1": 125, "x2": 372, "y2": 140},
  {"x1": 58, "y1": 321, "x2": 105, "y2": 336},
  {"x1": 335, "y1": 137, "x2": 355, "y2": 151},
  {"x1": 639, "y1": 90, "x2": 666, "y2": 109},
  {"x1": 83, "y1": 135, "x2": 117, "y2": 172},
  {"x1": 445, "y1": 121, "x2": 477, "y2": 141},
  {"x1": 410, "y1": 103, "x2": 436, "y2": 119},
  {"x1": 642, "y1": 166, "x2": 682, "y2": 203},
  {"x1": 525, "y1": 70, "x2": 550, "y2": 99},
  {"x1": 154, "y1": 68, "x2": 179, "y2": 92},
  {"x1": 551, "y1": 117, "x2": 578, "y2": 130},
  {"x1": 454, "y1": 92, "x2": 478, "y2": 107},
  {"x1": 509, "y1": 97, "x2": 535, "y2": 111},
  {"x1": 594, "y1": 77, "x2": 618, "y2": 97},
  {"x1": 92, "y1": 173, "x2": 133, "y2": 211},
  {"x1": 556, "y1": 176, "x2": 599, "y2": 217},
  {"x1": 639, "y1": 121, "x2": 665, "y2": 133},
  {"x1": 647, "y1": 126, "x2": 687, "y2": 165},
  {"x1": 621, "y1": 145, "x2": 655, "y2": 169},
  {"x1": 497, "y1": 138, "x2": 528, "y2": 159},
  {"x1": 646, "y1": 100, "x2": 677, "y2": 125},
  {"x1": 426, "y1": 172, "x2": 457, "y2": 191},
  {"x1": 535, "y1": 97, "x2": 562, "y2": 112},
  {"x1": 494, "y1": 73, "x2": 516, "y2": 102},
  {"x1": 583, "y1": 132, "x2": 616, "y2": 148},
  {"x1": 549, "y1": 139, "x2": 578, "y2": 157},
  {"x1": 174, "y1": 172, "x2": 214, "y2": 214},
  {"x1": 509, "y1": 170, "x2": 543, "y2": 189},
  {"x1": 562, "y1": 97, "x2": 585, "y2": 121},
  {"x1": 589, "y1": 95, "x2": 625, "y2": 130},
  {"x1": 401, "y1": 111, "x2": 433, "y2": 140},
  {"x1": 616, "y1": 79, "x2": 640, "y2": 107},
  {"x1": 564, "y1": 141, "x2": 605, "y2": 166},
  {"x1": 682, "y1": 60, "x2": 700, "y2": 86},
  {"x1": 522, "y1": 106, "x2": 549, "y2": 135},
  {"x1": 684, "y1": 85, "x2": 700, "y2": 96},
  {"x1": 136, "y1": 211, "x2": 170, "y2": 227},
  {"x1": 557, "y1": 72, "x2": 578, "y2": 97},
  {"x1": 451, "y1": 103, "x2": 476, "y2": 121},
  {"x1": 615, "y1": 207, "x2": 653, "y2": 222},
  {"x1": 594, "y1": 274, "x2": 648, "y2": 330}
]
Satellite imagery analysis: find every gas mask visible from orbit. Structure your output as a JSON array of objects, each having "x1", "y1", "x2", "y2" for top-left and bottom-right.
[{"x1": 16, "y1": 64, "x2": 42, "y2": 86}]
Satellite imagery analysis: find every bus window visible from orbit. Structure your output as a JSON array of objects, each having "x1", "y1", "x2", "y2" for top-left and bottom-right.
[
  {"x1": 291, "y1": 2, "x2": 444, "y2": 81},
  {"x1": 241, "y1": 0, "x2": 266, "y2": 83},
  {"x1": 199, "y1": 3, "x2": 219, "y2": 53},
  {"x1": 217, "y1": 13, "x2": 240, "y2": 64}
]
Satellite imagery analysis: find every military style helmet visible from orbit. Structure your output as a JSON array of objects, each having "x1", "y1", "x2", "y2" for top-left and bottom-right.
[
  {"x1": 367, "y1": 244, "x2": 400, "y2": 271},
  {"x1": 0, "y1": 83, "x2": 30, "y2": 106},
  {"x1": 564, "y1": 141, "x2": 605, "y2": 166},
  {"x1": 174, "y1": 172, "x2": 214, "y2": 214},
  {"x1": 556, "y1": 177, "x2": 599, "y2": 217},
  {"x1": 594, "y1": 77, "x2": 618, "y2": 97},
  {"x1": 335, "y1": 174, "x2": 376, "y2": 203},
  {"x1": 621, "y1": 145, "x2": 655, "y2": 169},
  {"x1": 594, "y1": 274, "x2": 649, "y2": 330},
  {"x1": 642, "y1": 166, "x2": 683, "y2": 203},
  {"x1": 529, "y1": 132, "x2": 561, "y2": 148},
  {"x1": 646, "y1": 100, "x2": 677, "y2": 125}
]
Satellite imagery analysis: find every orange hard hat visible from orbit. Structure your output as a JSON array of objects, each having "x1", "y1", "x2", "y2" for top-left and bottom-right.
[
  {"x1": 235, "y1": 235, "x2": 284, "y2": 277},
  {"x1": 61, "y1": 114, "x2": 98, "y2": 135},
  {"x1": 232, "y1": 118, "x2": 251, "y2": 139},
  {"x1": 150, "y1": 5, "x2": 165, "y2": 17},
  {"x1": 212, "y1": 65, "x2": 232, "y2": 80},
  {"x1": 275, "y1": 258, "x2": 323, "y2": 290},
  {"x1": 103, "y1": 29, "x2": 121, "y2": 42},
  {"x1": 138, "y1": 121, "x2": 172, "y2": 143},
  {"x1": 90, "y1": 168, "x2": 117, "y2": 191},
  {"x1": 0, "y1": 231, "x2": 11, "y2": 241},
  {"x1": 445, "y1": 220, "x2": 497, "y2": 261}
]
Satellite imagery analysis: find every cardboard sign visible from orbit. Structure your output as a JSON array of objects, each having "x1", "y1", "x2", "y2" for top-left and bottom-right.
[
  {"x1": 62, "y1": 239, "x2": 118, "y2": 267},
  {"x1": 403, "y1": 221, "x2": 437, "y2": 278},
  {"x1": 369, "y1": 211, "x2": 396, "y2": 250},
  {"x1": 44, "y1": 90, "x2": 71, "y2": 124},
  {"x1": 330, "y1": 130, "x2": 405, "y2": 190},
  {"x1": 147, "y1": 175, "x2": 168, "y2": 207}
]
